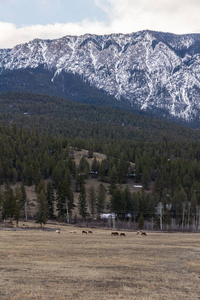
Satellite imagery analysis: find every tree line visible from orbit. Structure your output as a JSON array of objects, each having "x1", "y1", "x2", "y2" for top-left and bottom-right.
[{"x1": 0, "y1": 90, "x2": 200, "y2": 230}]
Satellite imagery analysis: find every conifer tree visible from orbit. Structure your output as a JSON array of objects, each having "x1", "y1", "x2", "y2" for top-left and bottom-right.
[
  {"x1": 79, "y1": 156, "x2": 90, "y2": 178},
  {"x1": 46, "y1": 181, "x2": 55, "y2": 219},
  {"x1": 20, "y1": 181, "x2": 29, "y2": 220},
  {"x1": 141, "y1": 166, "x2": 151, "y2": 190},
  {"x1": 99, "y1": 160, "x2": 106, "y2": 182},
  {"x1": 135, "y1": 159, "x2": 141, "y2": 183},
  {"x1": 75, "y1": 173, "x2": 85, "y2": 192},
  {"x1": 124, "y1": 186, "x2": 133, "y2": 214},
  {"x1": 14, "y1": 186, "x2": 22, "y2": 227},
  {"x1": 164, "y1": 207, "x2": 171, "y2": 230},
  {"x1": 132, "y1": 192, "x2": 139, "y2": 223},
  {"x1": 78, "y1": 184, "x2": 87, "y2": 221},
  {"x1": 56, "y1": 179, "x2": 74, "y2": 222},
  {"x1": 36, "y1": 180, "x2": 48, "y2": 227},
  {"x1": 110, "y1": 187, "x2": 126, "y2": 218},
  {"x1": 2, "y1": 182, "x2": 15, "y2": 220},
  {"x1": 88, "y1": 149, "x2": 94, "y2": 158},
  {"x1": 88, "y1": 185, "x2": 96, "y2": 220},
  {"x1": 96, "y1": 183, "x2": 106, "y2": 218},
  {"x1": 34, "y1": 171, "x2": 43, "y2": 192},
  {"x1": 108, "y1": 166, "x2": 117, "y2": 194},
  {"x1": 138, "y1": 213, "x2": 144, "y2": 229},
  {"x1": 91, "y1": 156, "x2": 99, "y2": 177}
]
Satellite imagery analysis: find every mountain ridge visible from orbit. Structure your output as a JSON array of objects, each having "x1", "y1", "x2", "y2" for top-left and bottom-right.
[{"x1": 0, "y1": 30, "x2": 200, "y2": 127}]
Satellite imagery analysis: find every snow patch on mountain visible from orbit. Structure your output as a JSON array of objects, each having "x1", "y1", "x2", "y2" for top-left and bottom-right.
[{"x1": 0, "y1": 30, "x2": 200, "y2": 123}]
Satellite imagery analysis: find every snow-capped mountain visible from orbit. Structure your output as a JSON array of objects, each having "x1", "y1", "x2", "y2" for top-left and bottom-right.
[{"x1": 0, "y1": 30, "x2": 200, "y2": 125}]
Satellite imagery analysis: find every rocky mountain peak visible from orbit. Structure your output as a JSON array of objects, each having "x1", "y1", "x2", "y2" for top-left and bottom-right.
[{"x1": 0, "y1": 30, "x2": 200, "y2": 125}]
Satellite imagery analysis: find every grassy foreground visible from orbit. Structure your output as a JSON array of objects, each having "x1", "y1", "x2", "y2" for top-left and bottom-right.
[{"x1": 0, "y1": 223, "x2": 200, "y2": 300}]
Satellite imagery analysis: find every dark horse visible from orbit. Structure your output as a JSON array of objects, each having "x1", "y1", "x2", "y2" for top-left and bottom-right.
[
  {"x1": 141, "y1": 232, "x2": 147, "y2": 236},
  {"x1": 111, "y1": 232, "x2": 119, "y2": 236},
  {"x1": 120, "y1": 233, "x2": 126, "y2": 236},
  {"x1": 82, "y1": 230, "x2": 87, "y2": 234}
]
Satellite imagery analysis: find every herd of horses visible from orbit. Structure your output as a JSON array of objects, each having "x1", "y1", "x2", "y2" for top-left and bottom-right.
[
  {"x1": 111, "y1": 231, "x2": 125, "y2": 236},
  {"x1": 56, "y1": 229, "x2": 147, "y2": 236},
  {"x1": 111, "y1": 231, "x2": 147, "y2": 236}
]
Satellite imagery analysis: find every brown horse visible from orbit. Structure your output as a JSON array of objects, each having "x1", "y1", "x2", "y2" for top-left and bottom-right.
[
  {"x1": 120, "y1": 233, "x2": 126, "y2": 236},
  {"x1": 88, "y1": 231, "x2": 93, "y2": 234},
  {"x1": 111, "y1": 232, "x2": 119, "y2": 236},
  {"x1": 137, "y1": 231, "x2": 147, "y2": 236},
  {"x1": 141, "y1": 232, "x2": 147, "y2": 236}
]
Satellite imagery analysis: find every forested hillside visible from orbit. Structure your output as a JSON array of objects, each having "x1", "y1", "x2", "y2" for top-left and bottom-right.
[
  {"x1": 0, "y1": 92, "x2": 200, "y2": 231},
  {"x1": 0, "y1": 67, "x2": 131, "y2": 110},
  {"x1": 0, "y1": 92, "x2": 199, "y2": 142}
]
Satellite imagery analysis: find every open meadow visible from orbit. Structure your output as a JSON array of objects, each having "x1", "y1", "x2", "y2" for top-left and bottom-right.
[{"x1": 0, "y1": 223, "x2": 200, "y2": 300}]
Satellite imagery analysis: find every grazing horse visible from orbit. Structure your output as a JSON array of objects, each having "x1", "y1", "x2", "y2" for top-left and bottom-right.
[
  {"x1": 120, "y1": 233, "x2": 126, "y2": 236},
  {"x1": 82, "y1": 230, "x2": 87, "y2": 234},
  {"x1": 141, "y1": 231, "x2": 147, "y2": 236},
  {"x1": 69, "y1": 230, "x2": 76, "y2": 234},
  {"x1": 56, "y1": 230, "x2": 60, "y2": 234},
  {"x1": 137, "y1": 230, "x2": 147, "y2": 236},
  {"x1": 88, "y1": 231, "x2": 93, "y2": 234},
  {"x1": 111, "y1": 231, "x2": 119, "y2": 236}
]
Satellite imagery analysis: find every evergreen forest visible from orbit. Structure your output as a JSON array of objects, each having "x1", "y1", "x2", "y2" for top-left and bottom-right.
[{"x1": 0, "y1": 92, "x2": 200, "y2": 231}]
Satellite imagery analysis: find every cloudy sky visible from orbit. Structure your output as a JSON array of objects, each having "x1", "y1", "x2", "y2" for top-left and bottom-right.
[{"x1": 0, "y1": 0, "x2": 200, "y2": 48}]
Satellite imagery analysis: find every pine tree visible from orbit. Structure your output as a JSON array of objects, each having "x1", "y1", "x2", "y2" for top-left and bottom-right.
[
  {"x1": 75, "y1": 174, "x2": 85, "y2": 192},
  {"x1": 46, "y1": 181, "x2": 55, "y2": 219},
  {"x1": 96, "y1": 183, "x2": 106, "y2": 218},
  {"x1": 91, "y1": 156, "x2": 99, "y2": 177},
  {"x1": 78, "y1": 156, "x2": 90, "y2": 178},
  {"x1": 164, "y1": 207, "x2": 171, "y2": 230},
  {"x1": 132, "y1": 192, "x2": 139, "y2": 223},
  {"x1": 2, "y1": 182, "x2": 15, "y2": 220},
  {"x1": 138, "y1": 213, "x2": 144, "y2": 229},
  {"x1": 78, "y1": 184, "x2": 87, "y2": 221},
  {"x1": 135, "y1": 159, "x2": 141, "y2": 183},
  {"x1": 14, "y1": 186, "x2": 22, "y2": 227},
  {"x1": 141, "y1": 166, "x2": 151, "y2": 190},
  {"x1": 34, "y1": 170, "x2": 43, "y2": 191},
  {"x1": 20, "y1": 181, "x2": 29, "y2": 220},
  {"x1": 117, "y1": 156, "x2": 129, "y2": 184},
  {"x1": 124, "y1": 186, "x2": 133, "y2": 214},
  {"x1": 88, "y1": 185, "x2": 96, "y2": 220},
  {"x1": 110, "y1": 187, "x2": 126, "y2": 218},
  {"x1": 36, "y1": 189, "x2": 48, "y2": 227},
  {"x1": 99, "y1": 160, "x2": 106, "y2": 182},
  {"x1": 56, "y1": 179, "x2": 74, "y2": 222},
  {"x1": 88, "y1": 149, "x2": 94, "y2": 158},
  {"x1": 108, "y1": 166, "x2": 117, "y2": 194}
]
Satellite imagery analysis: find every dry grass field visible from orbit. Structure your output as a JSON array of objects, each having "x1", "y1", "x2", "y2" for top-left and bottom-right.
[{"x1": 0, "y1": 223, "x2": 200, "y2": 300}]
